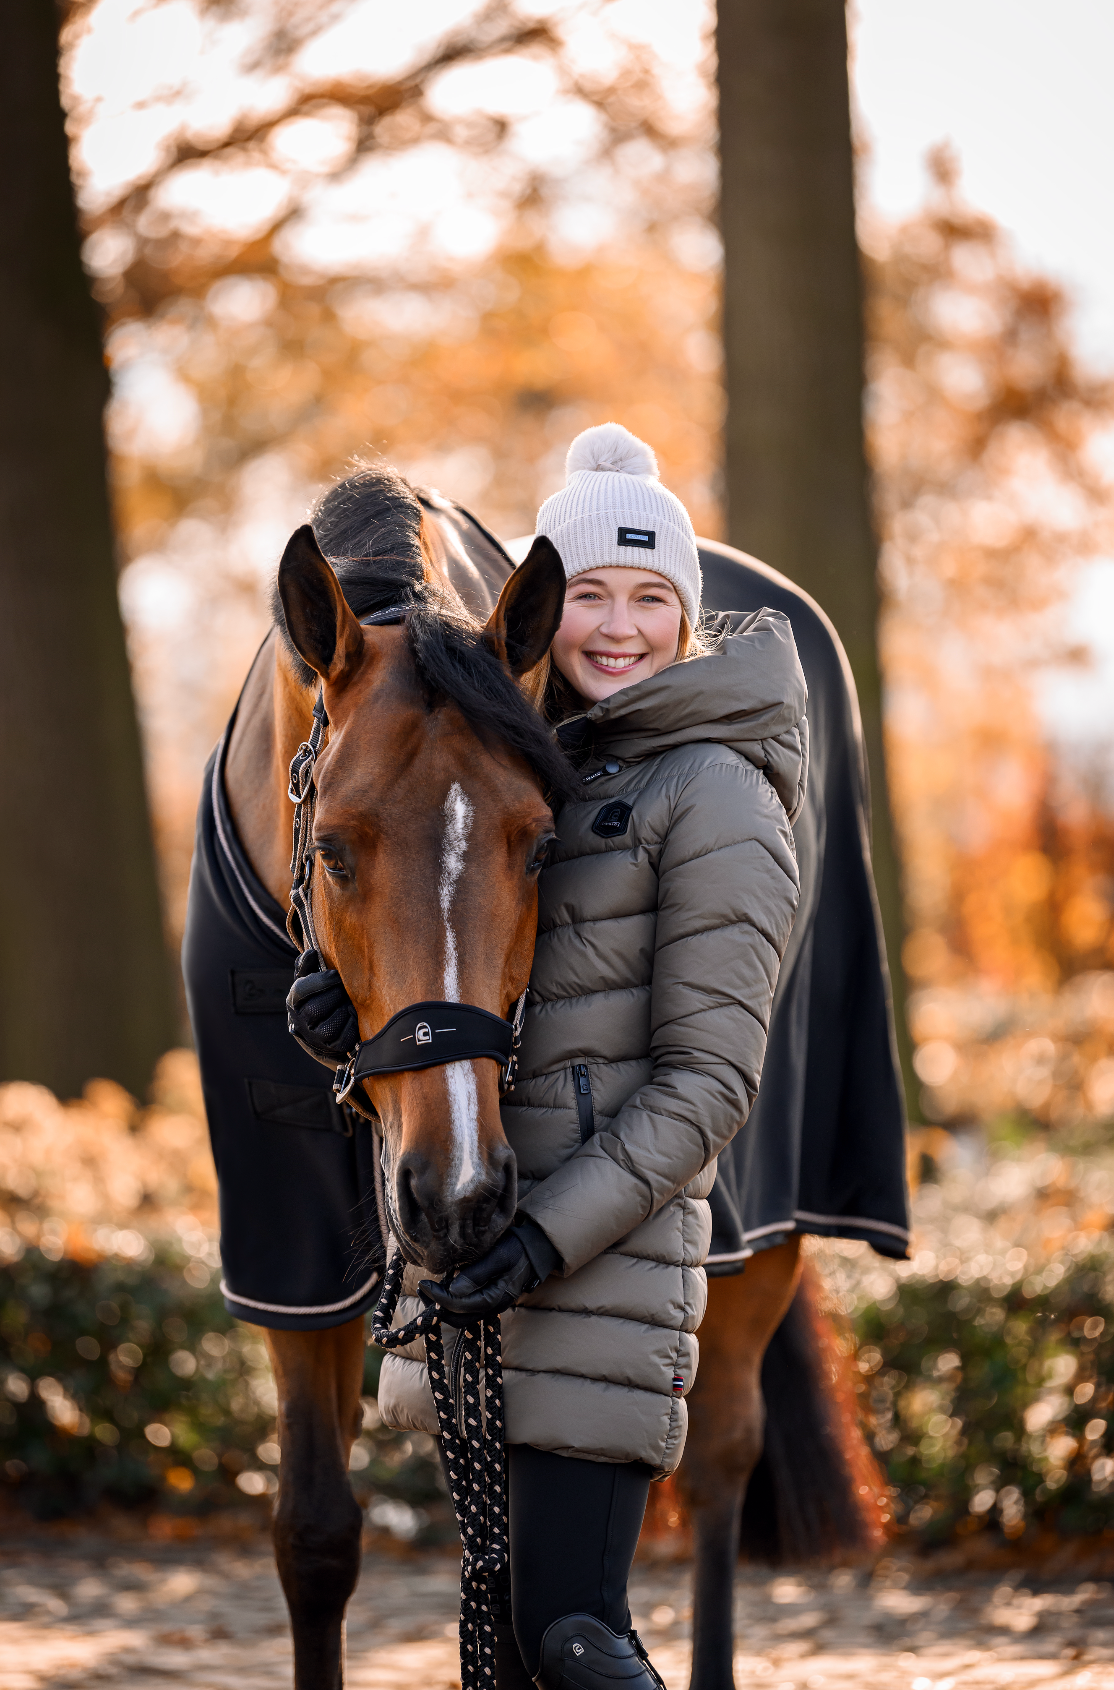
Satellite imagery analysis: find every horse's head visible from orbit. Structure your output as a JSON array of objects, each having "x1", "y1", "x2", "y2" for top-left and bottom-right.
[{"x1": 277, "y1": 523, "x2": 567, "y2": 1273}]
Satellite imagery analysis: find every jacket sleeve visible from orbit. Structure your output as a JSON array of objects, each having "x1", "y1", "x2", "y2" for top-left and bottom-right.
[{"x1": 517, "y1": 756, "x2": 801, "y2": 1274}]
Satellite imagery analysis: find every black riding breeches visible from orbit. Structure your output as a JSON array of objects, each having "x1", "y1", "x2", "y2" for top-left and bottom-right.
[{"x1": 441, "y1": 1440, "x2": 652, "y2": 1680}]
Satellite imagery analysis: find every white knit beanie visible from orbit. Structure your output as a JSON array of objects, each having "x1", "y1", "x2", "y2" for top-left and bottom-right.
[{"x1": 535, "y1": 423, "x2": 702, "y2": 625}]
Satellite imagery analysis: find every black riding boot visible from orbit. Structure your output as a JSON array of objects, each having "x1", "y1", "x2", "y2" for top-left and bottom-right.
[{"x1": 532, "y1": 1614, "x2": 667, "y2": 1690}]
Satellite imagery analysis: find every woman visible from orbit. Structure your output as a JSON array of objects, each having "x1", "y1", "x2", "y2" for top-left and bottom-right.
[{"x1": 378, "y1": 423, "x2": 807, "y2": 1689}]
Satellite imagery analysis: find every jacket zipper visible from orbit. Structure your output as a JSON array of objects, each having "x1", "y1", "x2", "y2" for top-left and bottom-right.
[{"x1": 572, "y1": 1062, "x2": 595, "y2": 1142}]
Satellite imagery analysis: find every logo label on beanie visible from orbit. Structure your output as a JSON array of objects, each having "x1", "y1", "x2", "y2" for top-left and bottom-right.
[{"x1": 617, "y1": 526, "x2": 655, "y2": 549}]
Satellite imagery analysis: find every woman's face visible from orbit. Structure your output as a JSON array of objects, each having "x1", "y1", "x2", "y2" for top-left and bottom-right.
[{"x1": 549, "y1": 567, "x2": 684, "y2": 704}]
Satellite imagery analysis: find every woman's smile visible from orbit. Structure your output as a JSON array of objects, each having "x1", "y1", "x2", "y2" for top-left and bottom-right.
[{"x1": 584, "y1": 650, "x2": 646, "y2": 674}]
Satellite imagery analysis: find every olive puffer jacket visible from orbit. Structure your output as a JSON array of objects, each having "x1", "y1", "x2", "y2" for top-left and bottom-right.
[{"x1": 377, "y1": 608, "x2": 808, "y2": 1477}]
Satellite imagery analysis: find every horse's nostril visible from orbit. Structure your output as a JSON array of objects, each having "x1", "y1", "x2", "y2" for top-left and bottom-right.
[
  {"x1": 393, "y1": 1153, "x2": 431, "y2": 1242},
  {"x1": 468, "y1": 1146, "x2": 517, "y2": 1249},
  {"x1": 496, "y1": 1149, "x2": 517, "y2": 1226}
]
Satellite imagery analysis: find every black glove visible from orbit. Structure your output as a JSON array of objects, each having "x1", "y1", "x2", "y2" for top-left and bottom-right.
[
  {"x1": 419, "y1": 1221, "x2": 561, "y2": 1327},
  {"x1": 286, "y1": 948, "x2": 360, "y2": 1067}
]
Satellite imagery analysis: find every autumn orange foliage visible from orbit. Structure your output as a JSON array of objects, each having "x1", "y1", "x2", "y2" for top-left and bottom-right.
[
  {"x1": 866, "y1": 149, "x2": 1114, "y2": 1009},
  {"x1": 62, "y1": 6, "x2": 1114, "y2": 1126}
]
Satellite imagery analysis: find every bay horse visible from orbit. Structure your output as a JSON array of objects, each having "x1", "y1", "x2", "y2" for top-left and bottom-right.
[
  {"x1": 195, "y1": 466, "x2": 901, "y2": 1690},
  {"x1": 202, "y1": 467, "x2": 573, "y2": 1687}
]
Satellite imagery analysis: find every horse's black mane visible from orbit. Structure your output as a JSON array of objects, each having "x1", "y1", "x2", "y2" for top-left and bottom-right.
[{"x1": 272, "y1": 463, "x2": 577, "y2": 803}]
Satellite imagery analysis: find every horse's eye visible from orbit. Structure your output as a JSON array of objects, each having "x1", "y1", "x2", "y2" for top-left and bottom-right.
[
  {"x1": 316, "y1": 848, "x2": 347, "y2": 878},
  {"x1": 528, "y1": 835, "x2": 556, "y2": 874}
]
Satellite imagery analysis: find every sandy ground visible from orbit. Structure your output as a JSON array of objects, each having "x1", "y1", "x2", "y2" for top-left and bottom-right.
[{"x1": 3, "y1": 1534, "x2": 1114, "y2": 1690}]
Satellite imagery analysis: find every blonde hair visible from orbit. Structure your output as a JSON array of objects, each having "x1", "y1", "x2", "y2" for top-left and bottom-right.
[{"x1": 521, "y1": 606, "x2": 714, "y2": 721}]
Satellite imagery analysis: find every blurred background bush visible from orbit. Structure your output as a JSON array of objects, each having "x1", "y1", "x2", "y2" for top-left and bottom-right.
[
  {"x1": 818, "y1": 1133, "x2": 1114, "y2": 1553},
  {"x1": 5, "y1": 1058, "x2": 1114, "y2": 1553},
  {"x1": 0, "y1": 1065, "x2": 448, "y2": 1543}
]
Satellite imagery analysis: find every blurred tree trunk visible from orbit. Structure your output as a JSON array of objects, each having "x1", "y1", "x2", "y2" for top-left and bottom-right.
[
  {"x1": 0, "y1": 0, "x2": 176, "y2": 1096},
  {"x1": 716, "y1": 0, "x2": 917, "y2": 1115}
]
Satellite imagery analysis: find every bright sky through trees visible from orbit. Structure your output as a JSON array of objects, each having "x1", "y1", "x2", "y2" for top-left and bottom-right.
[
  {"x1": 852, "y1": 0, "x2": 1114, "y2": 745},
  {"x1": 63, "y1": 0, "x2": 1114, "y2": 808},
  {"x1": 855, "y1": 0, "x2": 1114, "y2": 373},
  {"x1": 70, "y1": 2, "x2": 1114, "y2": 366}
]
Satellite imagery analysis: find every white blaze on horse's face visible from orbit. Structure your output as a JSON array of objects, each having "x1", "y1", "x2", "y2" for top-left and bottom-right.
[
  {"x1": 439, "y1": 783, "x2": 480, "y2": 1195},
  {"x1": 439, "y1": 782, "x2": 472, "y2": 999}
]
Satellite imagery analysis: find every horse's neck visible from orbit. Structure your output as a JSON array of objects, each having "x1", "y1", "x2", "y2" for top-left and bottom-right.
[{"x1": 224, "y1": 631, "x2": 314, "y2": 911}]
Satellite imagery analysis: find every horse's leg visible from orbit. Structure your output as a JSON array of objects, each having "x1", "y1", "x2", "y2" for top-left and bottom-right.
[
  {"x1": 266, "y1": 1318, "x2": 367, "y2": 1690},
  {"x1": 679, "y1": 1239, "x2": 803, "y2": 1690}
]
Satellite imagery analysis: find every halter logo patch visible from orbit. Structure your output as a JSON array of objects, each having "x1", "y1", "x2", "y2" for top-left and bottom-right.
[
  {"x1": 415, "y1": 1022, "x2": 432, "y2": 1045},
  {"x1": 572, "y1": 1644, "x2": 585, "y2": 1657}
]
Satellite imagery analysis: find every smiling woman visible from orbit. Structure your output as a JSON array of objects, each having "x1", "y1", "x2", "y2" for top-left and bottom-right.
[{"x1": 378, "y1": 422, "x2": 809, "y2": 1689}]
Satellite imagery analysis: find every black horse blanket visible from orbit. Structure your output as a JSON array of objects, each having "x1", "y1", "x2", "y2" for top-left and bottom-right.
[
  {"x1": 182, "y1": 510, "x2": 907, "y2": 1333},
  {"x1": 696, "y1": 541, "x2": 909, "y2": 1269},
  {"x1": 182, "y1": 703, "x2": 384, "y2": 1331}
]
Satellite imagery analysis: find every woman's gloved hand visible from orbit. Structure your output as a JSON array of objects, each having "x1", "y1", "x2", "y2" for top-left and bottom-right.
[
  {"x1": 286, "y1": 948, "x2": 360, "y2": 1065},
  {"x1": 419, "y1": 1220, "x2": 561, "y2": 1327}
]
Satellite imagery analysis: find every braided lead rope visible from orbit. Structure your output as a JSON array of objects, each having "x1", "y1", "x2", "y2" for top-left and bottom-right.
[{"x1": 371, "y1": 1252, "x2": 508, "y2": 1690}]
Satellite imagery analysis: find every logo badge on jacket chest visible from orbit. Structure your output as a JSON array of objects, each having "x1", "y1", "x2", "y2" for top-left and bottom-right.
[{"x1": 592, "y1": 800, "x2": 633, "y2": 839}]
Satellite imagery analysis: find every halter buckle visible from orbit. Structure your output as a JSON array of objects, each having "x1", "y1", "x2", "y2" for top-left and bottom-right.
[
  {"x1": 500, "y1": 989, "x2": 527, "y2": 1093},
  {"x1": 333, "y1": 1050, "x2": 359, "y2": 1105},
  {"x1": 288, "y1": 741, "x2": 317, "y2": 804}
]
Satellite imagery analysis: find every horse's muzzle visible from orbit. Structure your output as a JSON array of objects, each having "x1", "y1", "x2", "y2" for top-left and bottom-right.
[{"x1": 391, "y1": 1142, "x2": 517, "y2": 1273}]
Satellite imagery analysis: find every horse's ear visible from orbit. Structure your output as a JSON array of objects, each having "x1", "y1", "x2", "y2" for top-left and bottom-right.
[
  {"x1": 483, "y1": 536, "x2": 566, "y2": 677},
  {"x1": 277, "y1": 525, "x2": 364, "y2": 686}
]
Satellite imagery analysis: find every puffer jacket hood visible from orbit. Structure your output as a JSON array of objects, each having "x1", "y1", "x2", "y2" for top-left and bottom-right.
[{"x1": 576, "y1": 608, "x2": 808, "y2": 823}]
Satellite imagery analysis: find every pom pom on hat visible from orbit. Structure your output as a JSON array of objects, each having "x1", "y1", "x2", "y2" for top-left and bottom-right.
[
  {"x1": 566, "y1": 422, "x2": 658, "y2": 480},
  {"x1": 536, "y1": 422, "x2": 702, "y2": 625}
]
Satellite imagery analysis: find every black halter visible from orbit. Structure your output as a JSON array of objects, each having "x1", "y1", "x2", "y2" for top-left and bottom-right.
[{"x1": 283, "y1": 605, "x2": 525, "y2": 1111}]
